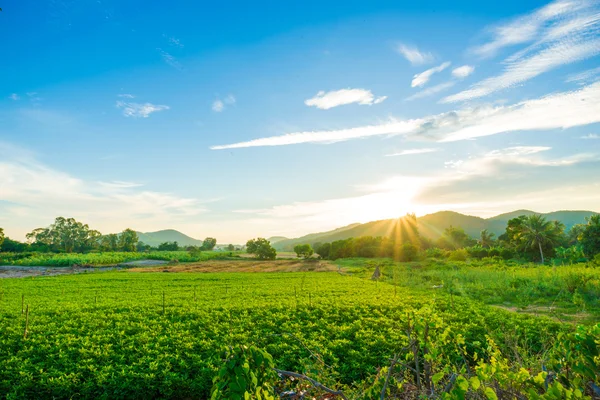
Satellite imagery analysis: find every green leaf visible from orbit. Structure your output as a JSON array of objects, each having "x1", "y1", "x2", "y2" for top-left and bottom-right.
[
  {"x1": 484, "y1": 387, "x2": 498, "y2": 400},
  {"x1": 470, "y1": 376, "x2": 481, "y2": 390},
  {"x1": 432, "y1": 372, "x2": 445, "y2": 385}
]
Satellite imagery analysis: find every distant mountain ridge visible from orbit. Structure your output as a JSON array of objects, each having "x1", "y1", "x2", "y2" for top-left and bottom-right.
[
  {"x1": 272, "y1": 210, "x2": 598, "y2": 251},
  {"x1": 136, "y1": 229, "x2": 204, "y2": 247}
]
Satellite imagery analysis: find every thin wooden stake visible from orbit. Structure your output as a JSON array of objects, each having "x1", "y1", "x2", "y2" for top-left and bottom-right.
[
  {"x1": 309, "y1": 292, "x2": 312, "y2": 308},
  {"x1": 21, "y1": 294, "x2": 24, "y2": 314},
  {"x1": 193, "y1": 286, "x2": 196, "y2": 302},
  {"x1": 23, "y1": 305, "x2": 29, "y2": 339}
]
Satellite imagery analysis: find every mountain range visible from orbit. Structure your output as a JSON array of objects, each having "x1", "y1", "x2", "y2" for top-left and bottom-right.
[
  {"x1": 132, "y1": 209, "x2": 596, "y2": 250},
  {"x1": 270, "y1": 210, "x2": 597, "y2": 251}
]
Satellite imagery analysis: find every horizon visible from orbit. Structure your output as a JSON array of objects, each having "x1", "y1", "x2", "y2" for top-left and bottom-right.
[
  {"x1": 9, "y1": 207, "x2": 599, "y2": 244},
  {"x1": 2, "y1": 0, "x2": 600, "y2": 243}
]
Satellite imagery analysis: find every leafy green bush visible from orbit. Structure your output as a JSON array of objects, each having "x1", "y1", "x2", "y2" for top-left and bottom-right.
[
  {"x1": 211, "y1": 346, "x2": 276, "y2": 400},
  {"x1": 449, "y1": 249, "x2": 468, "y2": 261}
]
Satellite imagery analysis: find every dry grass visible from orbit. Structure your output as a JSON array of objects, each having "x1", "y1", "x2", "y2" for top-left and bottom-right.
[{"x1": 129, "y1": 259, "x2": 338, "y2": 273}]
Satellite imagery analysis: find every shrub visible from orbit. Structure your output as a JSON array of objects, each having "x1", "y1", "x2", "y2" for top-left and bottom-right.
[
  {"x1": 425, "y1": 247, "x2": 446, "y2": 259},
  {"x1": 398, "y1": 242, "x2": 419, "y2": 262},
  {"x1": 448, "y1": 249, "x2": 468, "y2": 261},
  {"x1": 499, "y1": 247, "x2": 514, "y2": 260}
]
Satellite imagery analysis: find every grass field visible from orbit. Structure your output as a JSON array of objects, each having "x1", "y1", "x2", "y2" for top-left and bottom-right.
[
  {"x1": 334, "y1": 257, "x2": 600, "y2": 325},
  {"x1": 0, "y1": 260, "x2": 598, "y2": 399}
]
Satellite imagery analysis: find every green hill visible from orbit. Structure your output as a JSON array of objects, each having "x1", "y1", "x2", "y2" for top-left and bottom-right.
[
  {"x1": 136, "y1": 229, "x2": 204, "y2": 247},
  {"x1": 272, "y1": 210, "x2": 597, "y2": 251},
  {"x1": 267, "y1": 236, "x2": 289, "y2": 244}
]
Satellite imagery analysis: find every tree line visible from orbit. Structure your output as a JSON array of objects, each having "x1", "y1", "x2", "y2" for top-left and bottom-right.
[
  {"x1": 293, "y1": 213, "x2": 600, "y2": 263},
  {"x1": 0, "y1": 217, "x2": 218, "y2": 253}
]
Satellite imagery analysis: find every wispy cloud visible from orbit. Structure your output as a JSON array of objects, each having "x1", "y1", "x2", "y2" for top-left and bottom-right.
[
  {"x1": 566, "y1": 66, "x2": 600, "y2": 84},
  {"x1": 212, "y1": 95, "x2": 236, "y2": 112},
  {"x1": 98, "y1": 181, "x2": 144, "y2": 189},
  {"x1": 231, "y1": 147, "x2": 599, "y2": 235},
  {"x1": 9, "y1": 93, "x2": 20, "y2": 101},
  {"x1": 305, "y1": 88, "x2": 387, "y2": 109},
  {"x1": 446, "y1": 0, "x2": 600, "y2": 102},
  {"x1": 452, "y1": 65, "x2": 475, "y2": 79},
  {"x1": 157, "y1": 48, "x2": 182, "y2": 69},
  {"x1": 396, "y1": 43, "x2": 434, "y2": 65},
  {"x1": 0, "y1": 143, "x2": 206, "y2": 238},
  {"x1": 116, "y1": 101, "x2": 170, "y2": 118},
  {"x1": 471, "y1": 0, "x2": 581, "y2": 58},
  {"x1": 386, "y1": 148, "x2": 440, "y2": 157},
  {"x1": 444, "y1": 37, "x2": 600, "y2": 103},
  {"x1": 117, "y1": 93, "x2": 135, "y2": 98},
  {"x1": 211, "y1": 81, "x2": 600, "y2": 149},
  {"x1": 411, "y1": 62, "x2": 451, "y2": 87},
  {"x1": 405, "y1": 82, "x2": 455, "y2": 101},
  {"x1": 163, "y1": 34, "x2": 184, "y2": 48},
  {"x1": 581, "y1": 133, "x2": 599, "y2": 139}
]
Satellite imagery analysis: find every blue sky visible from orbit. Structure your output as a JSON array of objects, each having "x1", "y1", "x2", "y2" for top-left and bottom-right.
[{"x1": 1, "y1": 0, "x2": 600, "y2": 243}]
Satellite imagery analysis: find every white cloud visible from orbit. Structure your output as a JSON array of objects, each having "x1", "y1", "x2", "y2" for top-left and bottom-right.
[
  {"x1": 157, "y1": 48, "x2": 182, "y2": 69},
  {"x1": 0, "y1": 143, "x2": 206, "y2": 239},
  {"x1": 386, "y1": 148, "x2": 440, "y2": 156},
  {"x1": 485, "y1": 146, "x2": 551, "y2": 157},
  {"x1": 116, "y1": 101, "x2": 169, "y2": 118},
  {"x1": 446, "y1": 0, "x2": 600, "y2": 102},
  {"x1": 446, "y1": 146, "x2": 594, "y2": 177},
  {"x1": 230, "y1": 147, "x2": 599, "y2": 236},
  {"x1": 405, "y1": 82, "x2": 455, "y2": 101},
  {"x1": 437, "y1": 81, "x2": 600, "y2": 142},
  {"x1": 98, "y1": 181, "x2": 144, "y2": 189},
  {"x1": 211, "y1": 119, "x2": 422, "y2": 149},
  {"x1": 304, "y1": 88, "x2": 387, "y2": 110},
  {"x1": 411, "y1": 62, "x2": 451, "y2": 87},
  {"x1": 224, "y1": 94, "x2": 236, "y2": 105},
  {"x1": 212, "y1": 95, "x2": 236, "y2": 112},
  {"x1": 117, "y1": 93, "x2": 135, "y2": 98},
  {"x1": 566, "y1": 66, "x2": 600, "y2": 84},
  {"x1": 211, "y1": 82, "x2": 600, "y2": 149},
  {"x1": 581, "y1": 133, "x2": 600, "y2": 139},
  {"x1": 471, "y1": 0, "x2": 582, "y2": 58},
  {"x1": 452, "y1": 65, "x2": 475, "y2": 79},
  {"x1": 212, "y1": 100, "x2": 224, "y2": 112},
  {"x1": 396, "y1": 43, "x2": 434, "y2": 65},
  {"x1": 9, "y1": 93, "x2": 20, "y2": 100}
]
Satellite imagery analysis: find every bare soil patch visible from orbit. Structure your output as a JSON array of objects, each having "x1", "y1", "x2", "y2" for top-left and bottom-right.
[{"x1": 129, "y1": 259, "x2": 337, "y2": 273}]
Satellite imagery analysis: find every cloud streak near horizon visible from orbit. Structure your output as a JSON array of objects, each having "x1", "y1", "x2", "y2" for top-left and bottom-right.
[{"x1": 211, "y1": 82, "x2": 600, "y2": 149}]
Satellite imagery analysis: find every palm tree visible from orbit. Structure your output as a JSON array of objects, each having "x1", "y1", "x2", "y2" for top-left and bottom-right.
[
  {"x1": 479, "y1": 229, "x2": 495, "y2": 248},
  {"x1": 519, "y1": 214, "x2": 564, "y2": 263}
]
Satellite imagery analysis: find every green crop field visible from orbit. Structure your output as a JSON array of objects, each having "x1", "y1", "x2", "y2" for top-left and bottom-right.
[
  {"x1": 0, "y1": 251, "x2": 239, "y2": 267},
  {"x1": 0, "y1": 268, "x2": 598, "y2": 399}
]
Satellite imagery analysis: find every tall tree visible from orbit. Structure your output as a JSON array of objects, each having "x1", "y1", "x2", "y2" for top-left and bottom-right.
[
  {"x1": 100, "y1": 234, "x2": 119, "y2": 251},
  {"x1": 293, "y1": 243, "x2": 314, "y2": 259},
  {"x1": 519, "y1": 214, "x2": 564, "y2": 263},
  {"x1": 0, "y1": 228, "x2": 4, "y2": 249},
  {"x1": 437, "y1": 226, "x2": 473, "y2": 250},
  {"x1": 26, "y1": 217, "x2": 100, "y2": 253},
  {"x1": 201, "y1": 237, "x2": 217, "y2": 251},
  {"x1": 118, "y1": 229, "x2": 139, "y2": 252},
  {"x1": 246, "y1": 238, "x2": 276, "y2": 260},
  {"x1": 479, "y1": 229, "x2": 495, "y2": 248},
  {"x1": 580, "y1": 214, "x2": 600, "y2": 258}
]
